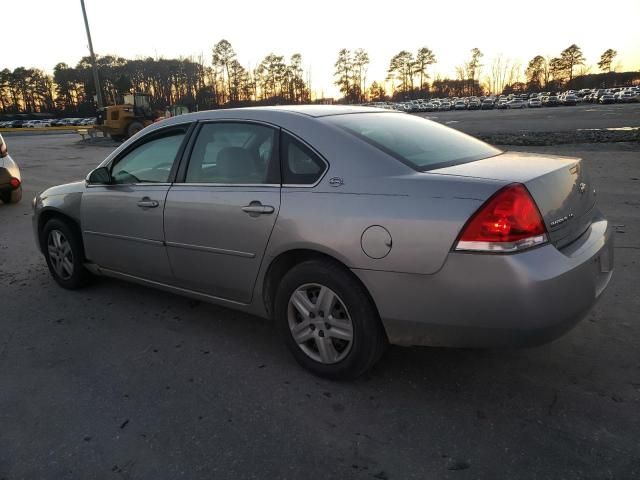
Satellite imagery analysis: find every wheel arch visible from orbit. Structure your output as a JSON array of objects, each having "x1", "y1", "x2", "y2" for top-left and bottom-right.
[
  {"x1": 261, "y1": 248, "x2": 383, "y2": 328},
  {"x1": 38, "y1": 208, "x2": 85, "y2": 257}
]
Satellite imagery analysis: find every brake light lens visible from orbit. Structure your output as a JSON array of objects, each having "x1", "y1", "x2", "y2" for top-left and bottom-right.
[
  {"x1": 455, "y1": 183, "x2": 547, "y2": 253},
  {"x1": 10, "y1": 177, "x2": 21, "y2": 189}
]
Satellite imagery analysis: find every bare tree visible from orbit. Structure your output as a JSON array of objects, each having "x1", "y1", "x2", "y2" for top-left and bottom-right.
[
  {"x1": 334, "y1": 49, "x2": 353, "y2": 102},
  {"x1": 467, "y1": 48, "x2": 484, "y2": 95},
  {"x1": 212, "y1": 39, "x2": 236, "y2": 103},
  {"x1": 352, "y1": 49, "x2": 370, "y2": 101},
  {"x1": 559, "y1": 44, "x2": 586, "y2": 87},
  {"x1": 488, "y1": 55, "x2": 513, "y2": 94},
  {"x1": 414, "y1": 47, "x2": 436, "y2": 92},
  {"x1": 387, "y1": 51, "x2": 415, "y2": 95},
  {"x1": 598, "y1": 49, "x2": 617, "y2": 73},
  {"x1": 525, "y1": 55, "x2": 547, "y2": 91}
]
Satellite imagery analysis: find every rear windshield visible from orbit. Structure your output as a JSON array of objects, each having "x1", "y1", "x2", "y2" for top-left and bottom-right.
[{"x1": 325, "y1": 113, "x2": 501, "y2": 171}]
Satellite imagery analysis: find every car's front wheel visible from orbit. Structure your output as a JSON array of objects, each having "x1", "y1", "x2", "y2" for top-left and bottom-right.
[
  {"x1": 275, "y1": 260, "x2": 387, "y2": 379},
  {"x1": 42, "y1": 218, "x2": 92, "y2": 289}
]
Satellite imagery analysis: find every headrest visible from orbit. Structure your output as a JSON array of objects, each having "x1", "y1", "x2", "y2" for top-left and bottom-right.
[{"x1": 216, "y1": 147, "x2": 257, "y2": 181}]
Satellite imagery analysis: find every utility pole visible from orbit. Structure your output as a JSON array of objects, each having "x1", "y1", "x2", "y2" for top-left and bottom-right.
[{"x1": 80, "y1": 0, "x2": 104, "y2": 109}]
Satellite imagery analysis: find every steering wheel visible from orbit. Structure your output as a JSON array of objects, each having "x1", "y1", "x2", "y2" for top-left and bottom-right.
[
  {"x1": 152, "y1": 162, "x2": 174, "y2": 171},
  {"x1": 113, "y1": 169, "x2": 140, "y2": 183}
]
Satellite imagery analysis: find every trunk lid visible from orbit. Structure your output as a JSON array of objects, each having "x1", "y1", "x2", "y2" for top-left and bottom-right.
[{"x1": 430, "y1": 151, "x2": 596, "y2": 248}]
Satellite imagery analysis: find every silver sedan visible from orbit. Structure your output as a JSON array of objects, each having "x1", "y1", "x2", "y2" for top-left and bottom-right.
[{"x1": 32, "y1": 106, "x2": 614, "y2": 378}]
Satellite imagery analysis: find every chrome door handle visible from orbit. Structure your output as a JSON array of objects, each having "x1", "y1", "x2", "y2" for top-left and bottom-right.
[
  {"x1": 137, "y1": 198, "x2": 159, "y2": 208},
  {"x1": 242, "y1": 203, "x2": 275, "y2": 215}
]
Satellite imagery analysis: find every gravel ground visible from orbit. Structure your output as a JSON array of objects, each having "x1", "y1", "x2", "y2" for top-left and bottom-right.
[
  {"x1": 0, "y1": 136, "x2": 639, "y2": 479},
  {"x1": 415, "y1": 102, "x2": 640, "y2": 135}
]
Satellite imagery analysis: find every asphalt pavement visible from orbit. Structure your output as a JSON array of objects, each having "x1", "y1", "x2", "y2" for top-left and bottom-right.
[
  {"x1": 416, "y1": 102, "x2": 640, "y2": 135},
  {"x1": 0, "y1": 135, "x2": 639, "y2": 479}
]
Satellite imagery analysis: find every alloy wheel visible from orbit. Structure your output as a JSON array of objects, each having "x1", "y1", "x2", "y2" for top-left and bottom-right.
[
  {"x1": 47, "y1": 229, "x2": 74, "y2": 280},
  {"x1": 287, "y1": 283, "x2": 354, "y2": 364}
]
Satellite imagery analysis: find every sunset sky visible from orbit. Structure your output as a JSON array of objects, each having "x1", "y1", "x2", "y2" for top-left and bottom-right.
[{"x1": 4, "y1": 0, "x2": 639, "y2": 97}]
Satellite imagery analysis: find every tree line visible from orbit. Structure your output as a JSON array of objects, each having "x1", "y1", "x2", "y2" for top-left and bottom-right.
[
  {"x1": 0, "y1": 39, "x2": 310, "y2": 115},
  {"x1": 362, "y1": 44, "x2": 630, "y2": 101},
  {"x1": 0, "y1": 41, "x2": 635, "y2": 115}
]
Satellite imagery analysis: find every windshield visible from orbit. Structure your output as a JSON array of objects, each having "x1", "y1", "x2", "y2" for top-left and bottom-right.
[{"x1": 325, "y1": 113, "x2": 501, "y2": 171}]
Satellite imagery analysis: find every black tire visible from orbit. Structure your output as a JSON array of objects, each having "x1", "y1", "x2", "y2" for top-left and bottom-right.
[
  {"x1": 41, "y1": 218, "x2": 92, "y2": 289},
  {"x1": 1, "y1": 186, "x2": 21, "y2": 204},
  {"x1": 126, "y1": 121, "x2": 144, "y2": 138},
  {"x1": 274, "y1": 259, "x2": 387, "y2": 379}
]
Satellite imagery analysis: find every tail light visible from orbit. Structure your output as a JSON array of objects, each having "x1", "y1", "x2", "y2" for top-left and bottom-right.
[
  {"x1": 455, "y1": 183, "x2": 547, "y2": 253},
  {"x1": 10, "y1": 177, "x2": 20, "y2": 189}
]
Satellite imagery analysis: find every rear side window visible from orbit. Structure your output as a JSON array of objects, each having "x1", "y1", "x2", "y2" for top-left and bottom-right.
[
  {"x1": 326, "y1": 113, "x2": 501, "y2": 171},
  {"x1": 281, "y1": 133, "x2": 326, "y2": 185}
]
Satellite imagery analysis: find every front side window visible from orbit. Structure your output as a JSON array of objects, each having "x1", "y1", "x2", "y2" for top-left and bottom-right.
[
  {"x1": 325, "y1": 113, "x2": 501, "y2": 171},
  {"x1": 111, "y1": 128, "x2": 187, "y2": 184},
  {"x1": 185, "y1": 123, "x2": 278, "y2": 184}
]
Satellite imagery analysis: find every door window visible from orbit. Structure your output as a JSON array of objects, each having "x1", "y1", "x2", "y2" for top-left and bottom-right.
[
  {"x1": 111, "y1": 128, "x2": 187, "y2": 184},
  {"x1": 185, "y1": 123, "x2": 278, "y2": 184}
]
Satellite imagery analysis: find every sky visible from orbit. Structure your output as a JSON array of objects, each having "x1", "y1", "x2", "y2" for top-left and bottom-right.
[{"x1": 3, "y1": 0, "x2": 639, "y2": 97}]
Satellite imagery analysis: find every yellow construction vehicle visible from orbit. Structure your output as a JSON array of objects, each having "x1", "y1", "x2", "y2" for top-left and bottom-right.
[
  {"x1": 96, "y1": 94, "x2": 189, "y2": 140},
  {"x1": 96, "y1": 93, "x2": 157, "y2": 141}
]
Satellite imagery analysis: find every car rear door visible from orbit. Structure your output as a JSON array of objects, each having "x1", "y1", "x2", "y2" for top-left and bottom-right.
[
  {"x1": 81, "y1": 124, "x2": 191, "y2": 283},
  {"x1": 163, "y1": 121, "x2": 281, "y2": 303}
]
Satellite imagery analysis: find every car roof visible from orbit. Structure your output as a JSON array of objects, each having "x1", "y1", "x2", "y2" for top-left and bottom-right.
[{"x1": 177, "y1": 105, "x2": 392, "y2": 122}]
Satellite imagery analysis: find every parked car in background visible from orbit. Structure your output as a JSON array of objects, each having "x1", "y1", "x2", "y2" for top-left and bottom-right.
[
  {"x1": 496, "y1": 99, "x2": 509, "y2": 109},
  {"x1": 32, "y1": 106, "x2": 614, "y2": 379},
  {"x1": 562, "y1": 95, "x2": 578, "y2": 106},
  {"x1": 542, "y1": 96, "x2": 561, "y2": 107},
  {"x1": 618, "y1": 91, "x2": 638, "y2": 103},
  {"x1": 467, "y1": 99, "x2": 481, "y2": 110},
  {"x1": 439, "y1": 101, "x2": 452, "y2": 111},
  {"x1": 528, "y1": 98, "x2": 542, "y2": 108},
  {"x1": 507, "y1": 99, "x2": 526, "y2": 109},
  {"x1": 599, "y1": 94, "x2": 615, "y2": 104},
  {"x1": 453, "y1": 100, "x2": 467, "y2": 110},
  {"x1": 0, "y1": 134, "x2": 22, "y2": 204},
  {"x1": 480, "y1": 99, "x2": 495, "y2": 110}
]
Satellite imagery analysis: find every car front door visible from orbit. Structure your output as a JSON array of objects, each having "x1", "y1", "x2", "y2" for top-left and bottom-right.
[
  {"x1": 163, "y1": 121, "x2": 281, "y2": 303},
  {"x1": 81, "y1": 125, "x2": 190, "y2": 283}
]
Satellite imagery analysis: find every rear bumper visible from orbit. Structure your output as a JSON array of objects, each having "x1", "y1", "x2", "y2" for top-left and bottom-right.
[
  {"x1": 353, "y1": 215, "x2": 613, "y2": 348},
  {"x1": 0, "y1": 167, "x2": 18, "y2": 193}
]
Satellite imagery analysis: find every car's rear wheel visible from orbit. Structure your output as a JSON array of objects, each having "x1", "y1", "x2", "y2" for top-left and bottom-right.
[
  {"x1": 42, "y1": 218, "x2": 91, "y2": 289},
  {"x1": 1, "y1": 186, "x2": 21, "y2": 204},
  {"x1": 275, "y1": 260, "x2": 387, "y2": 379}
]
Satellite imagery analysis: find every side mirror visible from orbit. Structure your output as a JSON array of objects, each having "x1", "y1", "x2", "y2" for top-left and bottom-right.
[{"x1": 87, "y1": 166, "x2": 113, "y2": 185}]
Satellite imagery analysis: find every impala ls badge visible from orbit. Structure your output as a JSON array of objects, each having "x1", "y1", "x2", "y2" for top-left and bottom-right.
[
  {"x1": 329, "y1": 177, "x2": 344, "y2": 187},
  {"x1": 550, "y1": 213, "x2": 574, "y2": 228},
  {"x1": 578, "y1": 182, "x2": 587, "y2": 194}
]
